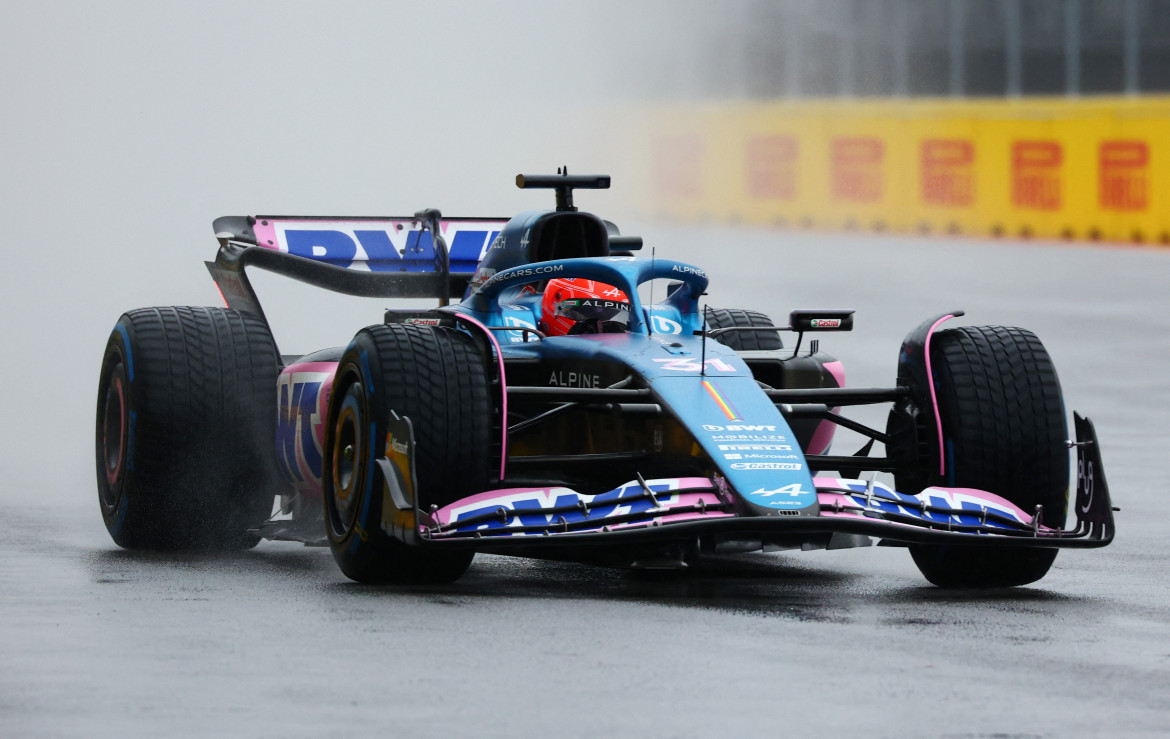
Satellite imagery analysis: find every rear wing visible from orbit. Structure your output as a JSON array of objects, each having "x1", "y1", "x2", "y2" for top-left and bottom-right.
[{"x1": 206, "y1": 212, "x2": 509, "y2": 321}]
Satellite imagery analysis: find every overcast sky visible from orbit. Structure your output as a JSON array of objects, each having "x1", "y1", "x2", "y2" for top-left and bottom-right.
[{"x1": 0, "y1": 1, "x2": 723, "y2": 501}]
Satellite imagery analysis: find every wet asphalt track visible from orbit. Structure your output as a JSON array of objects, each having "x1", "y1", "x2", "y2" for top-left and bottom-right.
[{"x1": 3, "y1": 227, "x2": 1170, "y2": 738}]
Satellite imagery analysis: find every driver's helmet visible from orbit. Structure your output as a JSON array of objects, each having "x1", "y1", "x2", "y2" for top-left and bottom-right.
[{"x1": 541, "y1": 278, "x2": 631, "y2": 336}]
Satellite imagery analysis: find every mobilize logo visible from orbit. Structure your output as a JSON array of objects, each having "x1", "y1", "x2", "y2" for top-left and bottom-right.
[
  {"x1": 703, "y1": 424, "x2": 778, "y2": 432},
  {"x1": 711, "y1": 434, "x2": 788, "y2": 442}
]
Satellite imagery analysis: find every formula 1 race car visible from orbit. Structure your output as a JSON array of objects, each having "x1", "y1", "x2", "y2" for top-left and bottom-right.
[{"x1": 95, "y1": 172, "x2": 1115, "y2": 588}]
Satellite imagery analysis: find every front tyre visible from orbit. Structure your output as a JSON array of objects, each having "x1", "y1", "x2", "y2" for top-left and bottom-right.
[
  {"x1": 323, "y1": 324, "x2": 491, "y2": 584},
  {"x1": 705, "y1": 308, "x2": 783, "y2": 351},
  {"x1": 909, "y1": 325, "x2": 1068, "y2": 587}
]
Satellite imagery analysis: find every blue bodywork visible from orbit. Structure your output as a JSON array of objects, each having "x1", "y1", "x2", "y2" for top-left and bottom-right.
[{"x1": 450, "y1": 254, "x2": 820, "y2": 515}]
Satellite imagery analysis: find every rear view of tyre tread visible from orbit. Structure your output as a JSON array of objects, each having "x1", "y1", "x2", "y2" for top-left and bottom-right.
[{"x1": 97, "y1": 306, "x2": 280, "y2": 550}]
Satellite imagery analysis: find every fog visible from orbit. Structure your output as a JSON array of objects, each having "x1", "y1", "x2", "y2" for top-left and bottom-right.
[{"x1": 0, "y1": 0, "x2": 719, "y2": 501}]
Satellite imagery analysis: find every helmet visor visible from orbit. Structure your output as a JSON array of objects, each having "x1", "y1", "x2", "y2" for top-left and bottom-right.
[{"x1": 555, "y1": 298, "x2": 631, "y2": 325}]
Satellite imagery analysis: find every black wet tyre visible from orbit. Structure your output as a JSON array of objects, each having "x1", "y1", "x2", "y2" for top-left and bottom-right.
[
  {"x1": 705, "y1": 308, "x2": 782, "y2": 351},
  {"x1": 95, "y1": 307, "x2": 281, "y2": 550},
  {"x1": 323, "y1": 324, "x2": 491, "y2": 584},
  {"x1": 911, "y1": 325, "x2": 1068, "y2": 587}
]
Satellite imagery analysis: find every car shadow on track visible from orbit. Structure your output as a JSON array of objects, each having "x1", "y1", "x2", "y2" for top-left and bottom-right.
[
  {"x1": 315, "y1": 552, "x2": 1094, "y2": 622},
  {"x1": 85, "y1": 544, "x2": 1096, "y2": 623},
  {"x1": 86, "y1": 542, "x2": 337, "y2": 579}
]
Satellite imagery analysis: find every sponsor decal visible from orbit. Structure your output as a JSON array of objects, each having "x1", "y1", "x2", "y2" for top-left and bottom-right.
[
  {"x1": 548, "y1": 370, "x2": 603, "y2": 388},
  {"x1": 480, "y1": 263, "x2": 565, "y2": 291},
  {"x1": 1011, "y1": 140, "x2": 1062, "y2": 211},
  {"x1": 441, "y1": 479, "x2": 715, "y2": 533},
  {"x1": 731, "y1": 462, "x2": 803, "y2": 470},
  {"x1": 921, "y1": 138, "x2": 975, "y2": 207},
  {"x1": 739, "y1": 453, "x2": 800, "y2": 460},
  {"x1": 703, "y1": 424, "x2": 778, "y2": 432},
  {"x1": 671, "y1": 264, "x2": 706, "y2": 278},
  {"x1": 501, "y1": 313, "x2": 537, "y2": 344},
  {"x1": 276, "y1": 370, "x2": 331, "y2": 486},
  {"x1": 751, "y1": 485, "x2": 804, "y2": 498},
  {"x1": 746, "y1": 135, "x2": 798, "y2": 201},
  {"x1": 1100, "y1": 140, "x2": 1149, "y2": 212},
  {"x1": 562, "y1": 298, "x2": 630, "y2": 315},
  {"x1": 404, "y1": 318, "x2": 441, "y2": 326},
  {"x1": 472, "y1": 266, "x2": 496, "y2": 285},
  {"x1": 718, "y1": 444, "x2": 792, "y2": 451},
  {"x1": 710, "y1": 434, "x2": 788, "y2": 442},
  {"x1": 742, "y1": 482, "x2": 811, "y2": 508},
  {"x1": 724, "y1": 453, "x2": 742, "y2": 460},
  {"x1": 820, "y1": 478, "x2": 1031, "y2": 529},
  {"x1": 831, "y1": 136, "x2": 884, "y2": 204},
  {"x1": 654, "y1": 358, "x2": 736, "y2": 373},
  {"x1": 702, "y1": 380, "x2": 740, "y2": 421},
  {"x1": 810, "y1": 318, "x2": 841, "y2": 329},
  {"x1": 649, "y1": 315, "x2": 682, "y2": 334},
  {"x1": 276, "y1": 223, "x2": 500, "y2": 269}
]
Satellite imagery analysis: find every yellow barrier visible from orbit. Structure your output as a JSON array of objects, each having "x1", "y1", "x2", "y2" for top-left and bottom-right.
[{"x1": 638, "y1": 97, "x2": 1170, "y2": 244}]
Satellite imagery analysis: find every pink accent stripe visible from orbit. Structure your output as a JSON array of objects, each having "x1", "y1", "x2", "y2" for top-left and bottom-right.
[
  {"x1": 252, "y1": 218, "x2": 279, "y2": 250},
  {"x1": 924, "y1": 315, "x2": 957, "y2": 477},
  {"x1": 806, "y1": 361, "x2": 845, "y2": 455},
  {"x1": 279, "y1": 361, "x2": 339, "y2": 374},
  {"x1": 822, "y1": 360, "x2": 845, "y2": 389},
  {"x1": 453, "y1": 313, "x2": 508, "y2": 481}
]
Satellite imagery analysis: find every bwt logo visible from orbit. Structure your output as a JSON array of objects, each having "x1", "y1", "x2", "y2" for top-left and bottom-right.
[
  {"x1": 279, "y1": 227, "x2": 499, "y2": 271},
  {"x1": 276, "y1": 372, "x2": 330, "y2": 483}
]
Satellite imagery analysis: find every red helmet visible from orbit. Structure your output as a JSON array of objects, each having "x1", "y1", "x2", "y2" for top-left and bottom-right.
[{"x1": 541, "y1": 278, "x2": 631, "y2": 336}]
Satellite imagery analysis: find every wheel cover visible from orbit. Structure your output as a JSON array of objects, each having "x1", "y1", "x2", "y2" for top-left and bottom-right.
[
  {"x1": 99, "y1": 364, "x2": 127, "y2": 508},
  {"x1": 327, "y1": 384, "x2": 366, "y2": 539}
]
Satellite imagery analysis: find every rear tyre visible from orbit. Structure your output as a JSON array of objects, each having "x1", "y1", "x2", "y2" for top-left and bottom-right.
[
  {"x1": 705, "y1": 308, "x2": 782, "y2": 351},
  {"x1": 909, "y1": 325, "x2": 1068, "y2": 587},
  {"x1": 95, "y1": 307, "x2": 281, "y2": 551},
  {"x1": 323, "y1": 324, "x2": 491, "y2": 584}
]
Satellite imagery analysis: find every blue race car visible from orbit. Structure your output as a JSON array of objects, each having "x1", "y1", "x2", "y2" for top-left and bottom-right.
[{"x1": 95, "y1": 172, "x2": 1114, "y2": 587}]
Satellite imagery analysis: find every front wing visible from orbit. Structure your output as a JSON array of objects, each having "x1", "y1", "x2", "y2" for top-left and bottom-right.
[{"x1": 397, "y1": 414, "x2": 1114, "y2": 553}]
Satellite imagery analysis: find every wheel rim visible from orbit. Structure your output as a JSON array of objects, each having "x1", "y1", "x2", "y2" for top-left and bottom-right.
[
  {"x1": 327, "y1": 381, "x2": 366, "y2": 538},
  {"x1": 99, "y1": 362, "x2": 127, "y2": 507}
]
